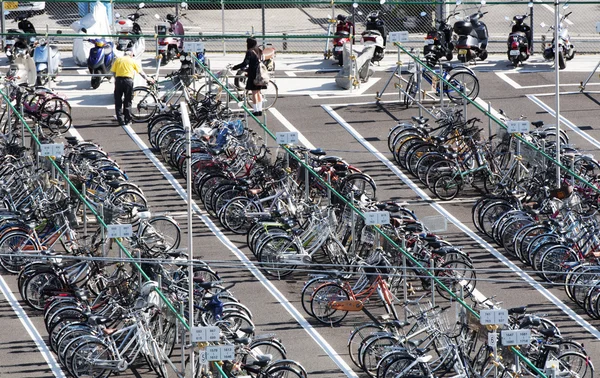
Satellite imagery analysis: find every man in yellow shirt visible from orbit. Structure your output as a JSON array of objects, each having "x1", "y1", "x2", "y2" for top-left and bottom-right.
[{"x1": 111, "y1": 48, "x2": 154, "y2": 126}]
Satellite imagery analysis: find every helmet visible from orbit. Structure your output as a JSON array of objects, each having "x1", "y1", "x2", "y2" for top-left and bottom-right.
[{"x1": 166, "y1": 14, "x2": 177, "y2": 23}]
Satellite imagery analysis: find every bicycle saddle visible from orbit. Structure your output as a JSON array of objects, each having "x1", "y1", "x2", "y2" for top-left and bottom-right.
[
  {"x1": 319, "y1": 155, "x2": 344, "y2": 164},
  {"x1": 531, "y1": 120, "x2": 544, "y2": 127},
  {"x1": 166, "y1": 250, "x2": 187, "y2": 258},
  {"x1": 441, "y1": 63, "x2": 453, "y2": 71},
  {"x1": 239, "y1": 326, "x2": 255, "y2": 335},
  {"x1": 106, "y1": 180, "x2": 123, "y2": 189},
  {"x1": 386, "y1": 319, "x2": 410, "y2": 328},
  {"x1": 250, "y1": 354, "x2": 272, "y2": 368},
  {"x1": 404, "y1": 223, "x2": 424, "y2": 233},
  {"x1": 507, "y1": 306, "x2": 527, "y2": 315},
  {"x1": 539, "y1": 328, "x2": 558, "y2": 338},
  {"x1": 88, "y1": 315, "x2": 111, "y2": 326},
  {"x1": 233, "y1": 336, "x2": 251, "y2": 345},
  {"x1": 309, "y1": 148, "x2": 326, "y2": 156},
  {"x1": 411, "y1": 116, "x2": 429, "y2": 125}
]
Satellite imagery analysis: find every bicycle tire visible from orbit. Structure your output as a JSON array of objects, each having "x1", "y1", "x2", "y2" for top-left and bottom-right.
[
  {"x1": 256, "y1": 234, "x2": 301, "y2": 278},
  {"x1": 245, "y1": 80, "x2": 279, "y2": 110},
  {"x1": 348, "y1": 323, "x2": 385, "y2": 368},
  {"x1": 140, "y1": 215, "x2": 181, "y2": 256},
  {"x1": 44, "y1": 109, "x2": 72, "y2": 134},
  {"x1": 131, "y1": 86, "x2": 159, "y2": 122},
  {"x1": 309, "y1": 282, "x2": 350, "y2": 325},
  {"x1": 446, "y1": 71, "x2": 480, "y2": 104},
  {"x1": 70, "y1": 338, "x2": 113, "y2": 378},
  {"x1": 23, "y1": 271, "x2": 66, "y2": 311}
]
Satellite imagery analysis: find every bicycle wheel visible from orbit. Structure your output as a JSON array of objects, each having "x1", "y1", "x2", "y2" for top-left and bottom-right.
[
  {"x1": 221, "y1": 197, "x2": 260, "y2": 234},
  {"x1": 433, "y1": 174, "x2": 461, "y2": 201},
  {"x1": 23, "y1": 271, "x2": 65, "y2": 311},
  {"x1": 245, "y1": 80, "x2": 279, "y2": 110},
  {"x1": 539, "y1": 245, "x2": 578, "y2": 283},
  {"x1": 248, "y1": 340, "x2": 287, "y2": 364},
  {"x1": 403, "y1": 74, "x2": 417, "y2": 108},
  {"x1": 446, "y1": 71, "x2": 479, "y2": 104},
  {"x1": 131, "y1": 87, "x2": 159, "y2": 122},
  {"x1": 40, "y1": 96, "x2": 71, "y2": 115},
  {"x1": 348, "y1": 323, "x2": 385, "y2": 368},
  {"x1": 309, "y1": 283, "x2": 350, "y2": 325},
  {"x1": 256, "y1": 235, "x2": 301, "y2": 278},
  {"x1": 264, "y1": 365, "x2": 305, "y2": 378},
  {"x1": 110, "y1": 189, "x2": 148, "y2": 224},
  {"x1": 339, "y1": 173, "x2": 377, "y2": 201},
  {"x1": 139, "y1": 215, "x2": 181, "y2": 256},
  {"x1": 557, "y1": 351, "x2": 594, "y2": 378},
  {"x1": 0, "y1": 231, "x2": 41, "y2": 274},
  {"x1": 381, "y1": 354, "x2": 429, "y2": 378},
  {"x1": 435, "y1": 259, "x2": 476, "y2": 300},
  {"x1": 70, "y1": 339, "x2": 113, "y2": 378},
  {"x1": 359, "y1": 334, "x2": 400, "y2": 377},
  {"x1": 43, "y1": 110, "x2": 72, "y2": 135}
]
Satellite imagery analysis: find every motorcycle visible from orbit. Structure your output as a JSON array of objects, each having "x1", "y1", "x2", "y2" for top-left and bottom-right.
[
  {"x1": 541, "y1": 10, "x2": 575, "y2": 70},
  {"x1": 4, "y1": 11, "x2": 37, "y2": 63},
  {"x1": 506, "y1": 14, "x2": 531, "y2": 67},
  {"x1": 361, "y1": 10, "x2": 387, "y2": 64},
  {"x1": 453, "y1": 3, "x2": 489, "y2": 63},
  {"x1": 155, "y1": 3, "x2": 187, "y2": 66},
  {"x1": 422, "y1": 11, "x2": 456, "y2": 66},
  {"x1": 331, "y1": 13, "x2": 355, "y2": 66},
  {"x1": 32, "y1": 31, "x2": 62, "y2": 87},
  {"x1": 114, "y1": 3, "x2": 145, "y2": 58},
  {"x1": 84, "y1": 34, "x2": 115, "y2": 89}
]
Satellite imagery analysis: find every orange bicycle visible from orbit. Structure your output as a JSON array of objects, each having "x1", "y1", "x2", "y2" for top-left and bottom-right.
[{"x1": 309, "y1": 251, "x2": 399, "y2": 325}]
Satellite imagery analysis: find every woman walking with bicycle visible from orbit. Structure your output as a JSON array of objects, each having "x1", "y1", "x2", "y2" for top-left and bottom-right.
[{"x1": 232, "y1": 38, "x2": 268, "y2": 117}]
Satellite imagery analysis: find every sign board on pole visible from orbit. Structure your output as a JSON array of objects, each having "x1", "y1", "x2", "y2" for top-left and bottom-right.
[
  {"x1": 275, "y1": 131, "x2": 299, "y2": 145},
  {"x1": 40, "y1": 143, "x2": 65, "y2": 157},
  {"x1": 389, "y1": 31, "x2": 409, "y2": 43},
  {"x1": 191, "y1": 326, "x2": 221, "y2": 342},
  {"x1": 364, "y1": 211, "x2": 390, "y2": 226},
  {"x1": 506, "y1": 120, "x2": 530, "y2": 134},
  {"x1": 501, "y1": 329, "x2": 531, "y2": 346},
  {"x1": 106, "y1": 224, "x2": 133, "y2": 238},
  {"x1": 183, "y1": 41, "x2": 205, "y2": 52},
  {"x1": 206, "y1": 345, "x2": 236, "y2": 361},
  {"x1": 479, "y1": 309, "x2": 509, "y2": 325},
  {"x1": 488, "y1": 332, "x2": 498, "y2": 347}
]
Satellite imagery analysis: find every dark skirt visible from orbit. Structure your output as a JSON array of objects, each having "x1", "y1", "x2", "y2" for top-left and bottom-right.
[{"x1": 246, "y1": 66, "x2": 268, "y2": 91}]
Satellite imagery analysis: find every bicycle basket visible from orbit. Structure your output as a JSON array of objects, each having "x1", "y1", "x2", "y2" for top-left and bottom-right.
[{"x1": 101, "y1": 202, "x2": 118, "y2": 224}]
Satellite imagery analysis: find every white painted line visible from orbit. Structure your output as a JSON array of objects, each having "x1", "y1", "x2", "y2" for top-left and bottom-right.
[
  {"x1": 322, "y1": 104, "x2": 600, "y2": 340},
  {"x1": 285, "y1": 71, "x2": 297, "y2": 77},
  {"x1": 495, "y1": 72, "x2": 522, "y2": 89},
  {"x1": 269, "y1": 108, "x2": 315, "y2": 149},
  {"x1": 536, "y1": 0, "x2": 574, "y2": 25},
  {"x1": 0, "y1": 277, "x2": 66, "y2": 378},
  {"x1": 528, "y1": 95, "x2": 600, "y2": 150},
  {"x1": 531, "y1": 90, "x2": 600, "y2": 97},
  {"x1": 121, "y1": 125, "x2": 358, "y2": 378}
]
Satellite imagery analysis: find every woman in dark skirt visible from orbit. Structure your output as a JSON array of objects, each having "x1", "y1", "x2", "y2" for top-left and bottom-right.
[{"x1": 232, "y1": 38, "x2": 267, "y2": 116}]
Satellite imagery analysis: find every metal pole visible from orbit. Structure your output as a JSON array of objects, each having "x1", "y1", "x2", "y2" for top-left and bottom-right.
[
  {"x1": 554, "y1": 0, "x2": 561, "y2": 187},
  {"x1": 180, "y1": 101, "x2": 195, "y2": 377},
  {"x1": 82, "y1": 183, "x2": 87, "y2": 236},
  {"x1": 402, "y1": 238, "x2": 408, "y2": 321},
  {"x1": 430, "y1": 258, "x2": 435, "y2": 307},
  {"x1": 221, "y1": 0, "x2": 226, "y2": 55},
  {"x1": 261, "y1": 3, "x2": 266, "y2": 46},
  {"x1": 416, "y1": 56, "x2": 422, "y2": 117},
  {"x1": 530, "y1": 3, "x2": 534, "y2": 54},
  {"x1": 439, "y1": 60, "x2": 444, "y2": 109},
  {"x1": 1, "y1": 2, "x2": 5, "y2": 51},
  {"x1": 487, "y1": 102, "x2": 492, "y2": 138},
  {"x1": 304, "y1": 153, "x2": 309, "y2": 202}
]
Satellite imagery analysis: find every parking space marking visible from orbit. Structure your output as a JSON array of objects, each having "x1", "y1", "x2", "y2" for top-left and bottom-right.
[
  {"x1": 0, "y1": 277, "x2": 66, "y2": 378},
  {"x1": 495, "y1": 72, "x2": 522, "y2": 89},
  {"x1": 120, "y1": 125, "x2": 359, "y2": 378},
  {"x1": 322, "y1": 104, "x2": 600, "y2": 341},
  {"x1": 527, "y1": 94, "x2": 600, "y2": 150},
  {"x1": 269, "y1": 108, "x2": 315, "y2": 149}
]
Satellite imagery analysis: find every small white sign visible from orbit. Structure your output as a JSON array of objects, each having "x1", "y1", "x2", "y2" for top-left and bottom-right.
[
  {"x1": 501, "y1": 329, "x2": 531, "y2": 346},
  {"x1": 106, "y1": 224, "x2": 133, "y2": 238},
  {"x1": 596, "y1": 22, "x2": 600, "y2": 33},
  {"x1": 488, "y1": 332, "x2": 498, "y2": 347},
  {"x1": 40, "y1": 143, "x2": 64, "y2": 157},
  {"x1": 183, "y1": 41, "x2": 205, "y2": 52},
  {"x1": 206, "y1": 345, "x2": 236, "y2": 361},
  {"x1": 389, "y1": 31, "x2": 409, "y2": 43},
  {"x1": 275, "y1": 131, "x2": 299, "y2": 145},
  {"x1": 191, "y1": 326, "x2": 221, "y2": 342},
  {"x1": 364, "y1": 211, "x2": 390, "y2": 226},
  {"x1": 198, "y1": 349, "x2": 208, "y2": 367},
  {"x1": 479, "y1": 309, "x2": 509, "y2": 325},
  {"x1": 506, "y1": 120, "x2": 530, "y2": 134}
]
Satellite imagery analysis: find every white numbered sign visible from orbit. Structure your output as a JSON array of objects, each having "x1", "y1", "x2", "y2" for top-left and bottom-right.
[
  {"x1": 191, "y1": 326, "x2": 220, "y2": 342},
  {"x1": 106, "y1": 224, "x2": 133, "y2": 238},
  {"x1": 506, "y1": 120, "x2": 530, "y2": 134},
  {"x1": 40, "y1": 143, "x2": 64, "y2": 157},
  {"x1": 275, "y1": 132, "x2": 299, "y2": 145},
  {"x1": 364, "y1": 211, "x2": 390, "y2": 226},
  {"x1": 501, "y1": 329, "x2": 531, "y2": 346},
  {"x1": 206, "y1": 345, "x2": 236, "y2": 361},
  {"x1": 479, "y1": 309, "x2": 508, "y2": 325},
  {"x1": 389, "y1": 31, "x2": 409, "y2": 43}
]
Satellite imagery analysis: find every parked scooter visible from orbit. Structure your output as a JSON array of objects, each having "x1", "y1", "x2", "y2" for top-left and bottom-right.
[
  {"x1": 541, "y1": 10, "x2": 575, "y2": 70},
  {"x1": 453, "y1": 3, "x2": 489, "y2": 63},
  {"x1": 7, "y1": 47, "x2": 37, "y2": 87},
  {"x1": 422, "y1": 11, "x2": 456, "y2": 66},
  {"x1": 33, "y1": 31, "x2": 62, "y2": 86},
  {"x1": 4, "y1": 11, "x2": 37, "y2": 63},
  {"x1": 155, "y1": 3, "x2": 187, "y2": 66},
  {"x1": 84, "y1": 33, "x2": 115, "y2": 89},
  {"x1": 331, "y1": 13, "x2": 355, "y2": 66},
  {"x1": 114, "y1": 3, "x2": 145, "y2": 58},
  {"x1": 361, "y1": 10, "x2": 387, "y2": 64},
  {"x1": 505, "y1": 14, "x2": 531, "y2": 67}
]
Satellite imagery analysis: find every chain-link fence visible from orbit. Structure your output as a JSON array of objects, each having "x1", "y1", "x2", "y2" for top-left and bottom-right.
[{"x1": 1, "y1": 0, "x2": 600, "y2": 53}]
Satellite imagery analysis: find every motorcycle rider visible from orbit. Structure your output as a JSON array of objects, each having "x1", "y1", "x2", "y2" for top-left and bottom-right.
[{"x1": 512, "y1": 16, "x2": 532, "y2": 52}]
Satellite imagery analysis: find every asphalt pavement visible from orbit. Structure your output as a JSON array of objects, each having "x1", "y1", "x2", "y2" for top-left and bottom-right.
[{"x1": 1, "y1": 50, "x2": 600, "y2": 377}]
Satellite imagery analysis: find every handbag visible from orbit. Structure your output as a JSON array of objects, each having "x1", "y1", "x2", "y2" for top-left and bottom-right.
[{"x1": 253, "y1": 60, "x2": 270, "y2": 86}]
